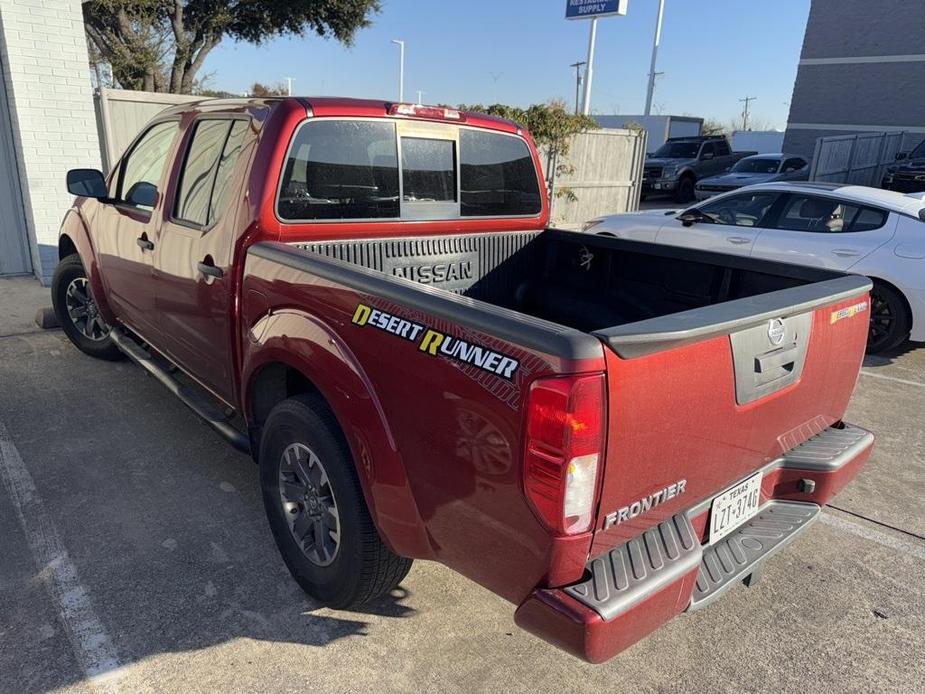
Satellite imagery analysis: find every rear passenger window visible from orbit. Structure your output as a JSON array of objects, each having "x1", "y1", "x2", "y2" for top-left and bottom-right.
[
  {"x1": 460, "y1": 130, "x2": 541, "y2": 216},
  {"x1": 175, "y1": 119, "x2": 248, "y2": 227},
  {"x1": 775, "y1": 195, "x2": 887, "y2": 233},
  {"x1": 278, "y1": 121, "x2": 399, "y2": 221}
]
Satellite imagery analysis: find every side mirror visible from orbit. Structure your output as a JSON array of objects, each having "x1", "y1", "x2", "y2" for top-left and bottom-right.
[
  {"x1": 66, "y1": 169, "x2": 108, "y2": 199},
  {"x1": 678, "y1": 210, "x2": 705, "y2": 227},
  {"x1": 895, "y1": 151, "x2": 909, "y2": 161},
  {"x1": 125, "y1": 181, "x2": 159, "y2": 208},
  {"x1": 700, "y1": 151, "x2": 714, "y2": 160}
]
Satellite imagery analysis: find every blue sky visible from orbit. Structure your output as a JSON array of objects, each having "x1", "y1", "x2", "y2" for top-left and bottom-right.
[{"x1": 204, "y1": 0, "x2": 810, "y2": 129}]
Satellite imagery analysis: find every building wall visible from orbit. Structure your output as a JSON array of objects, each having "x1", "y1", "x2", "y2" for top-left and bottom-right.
[
  {"x1": 783, "y1": 0, "x2": 925, "y2": 159},
  {"x1": 0, "y1": 0, "x2": 101, "y2": 284}
]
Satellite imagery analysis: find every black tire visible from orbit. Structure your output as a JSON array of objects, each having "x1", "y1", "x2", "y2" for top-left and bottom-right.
[
  {"x1": 868, "y1": 282, "x2": 911, "y2": 353},
  {"x1": 674, "y1": 176, "x2": 695, "y2": 203},
  {"x1": 51, "y1": 254, "x2": 122, "y2": 361},
  {"x1": 259, "y1": 394, "x2": 412, "y2": 608}
]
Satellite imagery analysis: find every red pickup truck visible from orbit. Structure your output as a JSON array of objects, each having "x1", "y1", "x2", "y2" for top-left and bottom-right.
[{"x1": 54, "y1": 97, "x2": 874, "y2": 663}]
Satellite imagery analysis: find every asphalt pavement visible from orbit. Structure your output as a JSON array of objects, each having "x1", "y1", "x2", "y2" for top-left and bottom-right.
[{"x1": 1, "y1": 275, "x2": 922, "y2": 693}]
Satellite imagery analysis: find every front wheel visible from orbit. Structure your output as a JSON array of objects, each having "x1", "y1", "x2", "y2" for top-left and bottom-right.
[
  {"x1": 867, "y1": 282, "x2": 911, "y2": 353},
  {"x1": 259, "y1": 394, "x2": 412, "y2": 608},
  {"x1": 51, "y1": 255, "x2": 122, "y2": 361},
  {"x1": 674, "y1": 177, "x2": 695, "y2": 203}
]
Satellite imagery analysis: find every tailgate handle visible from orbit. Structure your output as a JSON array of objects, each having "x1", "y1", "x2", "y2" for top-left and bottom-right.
[{"x1": 754, "y1": 345, "x2": 798, "y2": 383}]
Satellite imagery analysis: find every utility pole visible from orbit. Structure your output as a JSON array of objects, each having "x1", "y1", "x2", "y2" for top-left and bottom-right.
[
  {"x1": 644, "y1": 0, "x2": 666, "y2": 116},
  {"x1": 391, "y1": 39, "x2": 405, "y2": 102},
  {"x1": 739, "y1": 95, "x2": 757, "y2": 130},
  {"x1": 581, "y1": 17, "x2": 598, "y2": 115},
  {"x1": 570, "y1": 60, "x2": 586, "y2": 114},
  {"x1": 285, "y1": 77, "x2": 295, "y2": 96},
  {"x1": 416, "y1": 89, "x2": 424, "y2": 105}
]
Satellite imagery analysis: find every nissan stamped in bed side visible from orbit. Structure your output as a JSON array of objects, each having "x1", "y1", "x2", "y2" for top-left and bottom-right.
[{"x1": 54, "y1": 97, "x2": 874, "y2": 663}]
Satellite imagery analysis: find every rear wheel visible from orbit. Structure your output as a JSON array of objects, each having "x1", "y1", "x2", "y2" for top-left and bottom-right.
[
  {"x1": 51, "y1": 255, "x2": 122, "y2": 361},
  {"x1": 867, "y1": 282, "x2": 910, "y2": 353},
  {"x1": 259, "y1": 394, "x2": 412, "y2": 608}
]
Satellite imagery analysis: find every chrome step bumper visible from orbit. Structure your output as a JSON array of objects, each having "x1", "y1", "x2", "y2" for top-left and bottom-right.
[{"x1": 688, "y1": 500, "x2": 821, "y2": 610}]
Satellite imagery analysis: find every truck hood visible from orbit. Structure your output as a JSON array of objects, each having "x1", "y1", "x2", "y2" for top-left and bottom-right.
[
  {"x1": 645, "y1": 157, "x2": 693, "y2": 167},
  {"x1": 698, "y1": 172, "x2": 779, "y2": 186}
]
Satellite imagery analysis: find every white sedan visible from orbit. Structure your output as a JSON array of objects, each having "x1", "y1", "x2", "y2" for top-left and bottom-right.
[{"x1": 584, "y1": 182, "x2": 925, "y2": 352}]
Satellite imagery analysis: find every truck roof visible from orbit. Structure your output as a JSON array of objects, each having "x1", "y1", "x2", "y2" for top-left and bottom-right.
[{"x1": 157, "y1": 96, "x2": 524, "y2": 135}]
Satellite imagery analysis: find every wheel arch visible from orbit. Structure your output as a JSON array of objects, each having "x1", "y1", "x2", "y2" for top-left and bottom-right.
[
  {"x1": 867, "y1": 275, "x2": 914, "y2": 328},
  {"x1": 242, "y1": 313, "x2": 432, "y2": 559}
]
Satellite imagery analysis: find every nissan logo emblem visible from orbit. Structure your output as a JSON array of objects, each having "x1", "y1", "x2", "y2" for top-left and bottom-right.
[{"x1": 768, "y1": 318, "x2": 786, "y2": 345}]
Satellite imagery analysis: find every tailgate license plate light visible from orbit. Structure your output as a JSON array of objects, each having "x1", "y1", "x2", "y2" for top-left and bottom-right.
[{"x1": 709, "y1": 472, "x2": 763, "y2": 544}]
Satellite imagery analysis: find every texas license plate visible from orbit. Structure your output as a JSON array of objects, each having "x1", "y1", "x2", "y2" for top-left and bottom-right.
[{"x1": 709, "y1": 472, "x2": 763, "y2": 543}]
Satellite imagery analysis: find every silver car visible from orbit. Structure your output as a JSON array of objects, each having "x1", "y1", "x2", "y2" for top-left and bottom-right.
[{"x1": 694, "y1": 153, "x2": 808, "y2": 200}]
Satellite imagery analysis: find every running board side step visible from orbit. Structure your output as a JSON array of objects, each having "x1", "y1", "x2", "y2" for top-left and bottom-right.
[
  {"x1": 688, "y1": 500, "x2": 820, "y2": 610},
  {"x1": 110, "y1": 328, "x2": 250, "y2": 453}
]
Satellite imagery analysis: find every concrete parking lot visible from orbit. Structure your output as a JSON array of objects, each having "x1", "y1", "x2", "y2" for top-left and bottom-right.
[{"x1": 1, "y1": 275, "x2": 923, "y2": 693}]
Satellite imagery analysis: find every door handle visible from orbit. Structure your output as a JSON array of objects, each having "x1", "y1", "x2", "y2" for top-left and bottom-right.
[
  {"x1": 197, "y1": 260, "x2": 224, "y2": 279},
  {"x1": 136, "y1": 235, "x2": 154, "y2": 251},
  {"x1": 832, "y1": 248, "x2": 862, "y2": 257},
  {"x1": 726, "y1": 236, "x2": 751, "y2": 244}
]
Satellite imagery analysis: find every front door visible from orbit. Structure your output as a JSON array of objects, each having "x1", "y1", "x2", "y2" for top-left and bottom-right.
[
  {"x1": 93, "y1": 120, "x2": 180, "y2": 339},
  {"x1": 154, "y1": 118, "x2": 250, "y2": 404},
  {"x1": 657, "y1": 190, "x2": 781, "y2": 256}
]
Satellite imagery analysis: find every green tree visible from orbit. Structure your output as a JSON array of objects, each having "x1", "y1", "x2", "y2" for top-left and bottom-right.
[
  {"x1": 83, "y1": 0, "x2": 380, "y2": 94},
  {"x1": 457, "y1": 100, "x2": 598, "y2": 200}
]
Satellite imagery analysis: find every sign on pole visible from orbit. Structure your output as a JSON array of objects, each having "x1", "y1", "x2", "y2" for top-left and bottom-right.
[{"x1": 565, "y1": 0, "x2": 628, "y2": 20}]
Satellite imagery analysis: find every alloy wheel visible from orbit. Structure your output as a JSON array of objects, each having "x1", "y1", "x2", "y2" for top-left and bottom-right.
[
  {"x1": 65, "y1": 277, "x2": 109, "y2": 341},
  {"x1": 278, "y1": 442, "x2": 341, "y2": 567}
]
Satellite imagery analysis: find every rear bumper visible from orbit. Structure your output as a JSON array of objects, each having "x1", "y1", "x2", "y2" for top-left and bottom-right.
[{"x1": 514, "y1": 422, "x2": 873, "y2": 663}]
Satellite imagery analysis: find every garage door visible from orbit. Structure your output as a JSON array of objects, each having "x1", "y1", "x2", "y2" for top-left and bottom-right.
[{"x1": 0, "y1": 71, "x2": 32, "y2": 275}]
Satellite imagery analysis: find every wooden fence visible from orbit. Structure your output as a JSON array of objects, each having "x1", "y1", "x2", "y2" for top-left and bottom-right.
[{"x1": 809, "y1": 131, "x2": 907, "y2": 187}]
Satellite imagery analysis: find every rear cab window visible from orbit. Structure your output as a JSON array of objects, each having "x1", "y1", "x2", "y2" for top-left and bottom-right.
[{"x1": 277, "y1": 118, "x2": 541, "y2": 222}]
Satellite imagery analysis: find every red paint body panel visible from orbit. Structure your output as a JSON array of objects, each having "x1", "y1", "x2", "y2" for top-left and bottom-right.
[{"x1": 590, "y1": 294, "x2": 869, "y2": 556}]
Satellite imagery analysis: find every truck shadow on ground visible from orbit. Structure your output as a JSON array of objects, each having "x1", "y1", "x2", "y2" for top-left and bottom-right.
[{"x1": 862, "y1": 340, "x2": 924, "y2": 367}]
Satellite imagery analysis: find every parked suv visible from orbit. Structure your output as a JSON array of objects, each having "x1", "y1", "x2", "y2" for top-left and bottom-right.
[{"x1": 642, "y1": 135, "x2": 756, "y2": 202}]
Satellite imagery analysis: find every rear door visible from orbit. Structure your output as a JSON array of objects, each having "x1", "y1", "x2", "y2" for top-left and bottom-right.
[
  {"x1": 751, "y1": 193, "x2": 898, "y2": 270},
  {"x1": 153, "y1": 117, "x2": 251, "y2": 404},
  {"x1": 656, "y1": 190, "x2": 781, "y2": 255}
]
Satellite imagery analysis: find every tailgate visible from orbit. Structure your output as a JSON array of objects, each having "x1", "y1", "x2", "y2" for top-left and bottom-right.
[{"x1": 588, "y1": 275, "x2": 871, "y2": 554}]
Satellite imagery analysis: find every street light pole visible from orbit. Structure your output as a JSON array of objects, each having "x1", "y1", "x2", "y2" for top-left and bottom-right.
[
  {"x1": 644, "y1": 0, "x2": 666, "y2": 116},
  {"x1": 570, "y1": 60, "x2": 586, "y2": 115},
  {"x1": 581, "y1": 17, "x2": 598, "y2": 115},
  {"x1": 391, "y1": 39, "x2": 404, "y2": 102},
  {"x1": 285, "y1": 77, "x2": 294, "y2": 96}
]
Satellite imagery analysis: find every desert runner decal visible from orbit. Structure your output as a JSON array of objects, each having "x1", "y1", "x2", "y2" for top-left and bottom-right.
[
  {"x1": 830, "y1": 300, "x2": 868, "y2": 325},
  {"x1": 351, "y1": 303, "x2": 520, "y2": 380}
]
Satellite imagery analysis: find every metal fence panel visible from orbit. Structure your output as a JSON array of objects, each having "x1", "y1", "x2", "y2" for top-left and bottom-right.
[
  {"x1": 539, "y1": 127, "x2": 647, "y2": 227},
  {"x1": 810, "y1": 131, "x2": 907, "y2": 187}
]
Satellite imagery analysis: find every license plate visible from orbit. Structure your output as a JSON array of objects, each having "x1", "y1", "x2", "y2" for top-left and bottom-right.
[{"x1": 709, "y1": 472, "x2": 763, "y2": 543}]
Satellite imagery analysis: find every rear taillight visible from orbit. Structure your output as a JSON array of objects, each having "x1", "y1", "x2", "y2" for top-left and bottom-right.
[{"x1": 524, "y1": 374, "x2": 606, "y2": 535}]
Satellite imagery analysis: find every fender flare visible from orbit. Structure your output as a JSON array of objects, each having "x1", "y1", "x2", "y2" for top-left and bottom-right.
[
  {"x1": 58, "y1": 205, "x2": 115, "y2": 322},
  {"x1": 242, "y1": 308, "x2": 433, "y2": 559}
]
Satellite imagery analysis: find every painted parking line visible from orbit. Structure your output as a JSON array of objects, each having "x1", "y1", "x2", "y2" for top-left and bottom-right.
[
  {"x1": 0, "y1": 418, "x2": 124, "y2": 692},
  {"x1": 821, "y1": 511, "x2": 925, "y2": 562},
  {"x1": 859, "y1": 369, "x2": 925, "y2": 388}
]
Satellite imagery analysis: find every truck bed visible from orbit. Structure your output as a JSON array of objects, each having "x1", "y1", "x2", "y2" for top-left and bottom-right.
[{"x1": 288, "y1": 228, "x2": 869, "y2": 358}]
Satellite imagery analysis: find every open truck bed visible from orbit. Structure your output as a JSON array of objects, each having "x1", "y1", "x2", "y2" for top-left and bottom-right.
[{"x1": 243, "y1": 228, "x2": 872, "y2": 661}]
